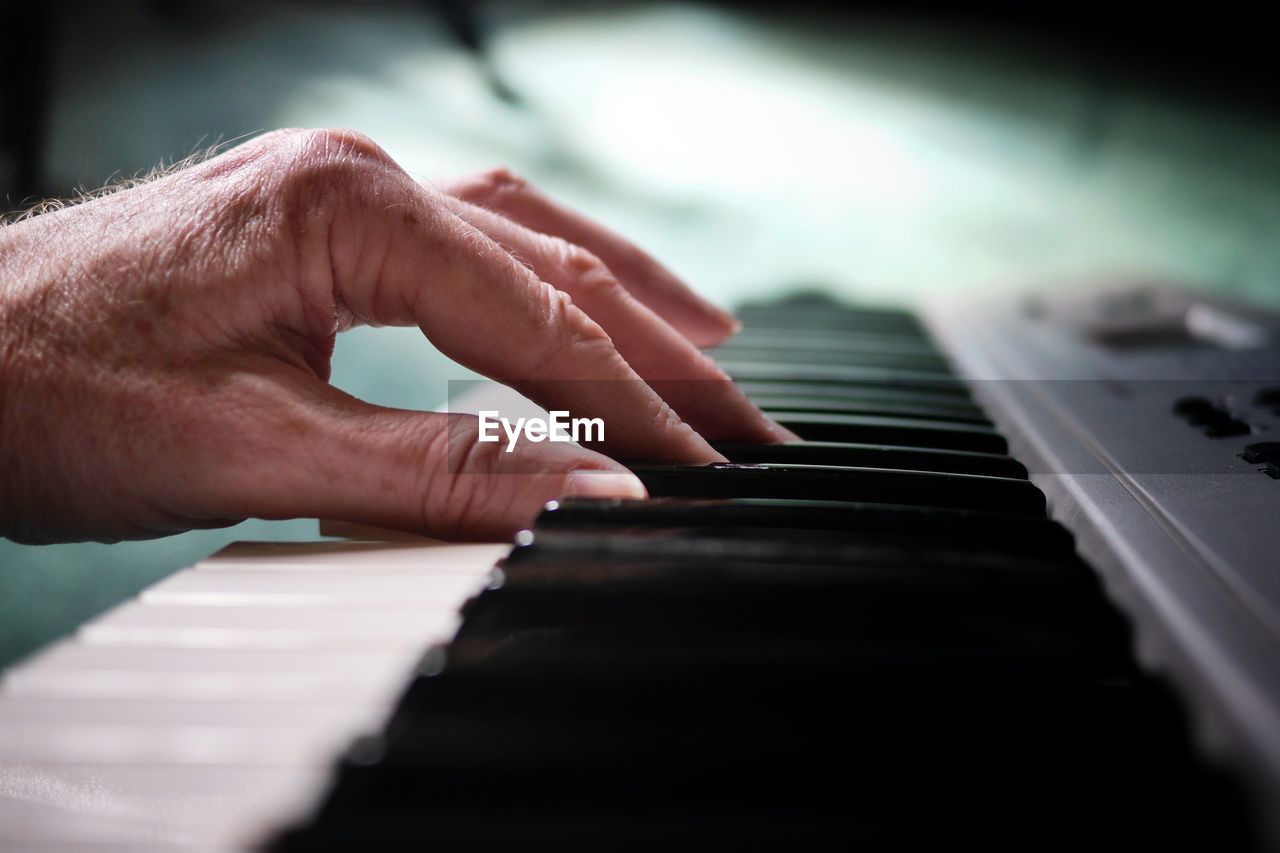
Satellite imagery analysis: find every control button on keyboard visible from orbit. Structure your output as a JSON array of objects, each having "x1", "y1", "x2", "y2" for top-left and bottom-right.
[
  {"x1": 1254, "y1": 387, "x2": 1280, "y2": 407},
  {"x1": 1172, "y1": 396, "x2": 1252, "y2": 438},
  {"x1": 1204, "y1": 419, "x2": 1251, "y2": 438},
  {"x1": 1172, "y1": 396, "x2": 1217, "y2": 416},
  {"x1": 1241, "y1": 442, "x2": 1280, "y2": 465}
]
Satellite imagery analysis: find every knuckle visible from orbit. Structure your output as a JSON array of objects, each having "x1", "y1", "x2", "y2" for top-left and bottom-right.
[
  {"x1": 457, "y1": 166, "x2": 528, "y2": 206},
  {"x1": 527, "y1": 286, "x2": 615, "y2": 376},
  {"x1": 651, "y1": 399, "x2": 687, "y2": 433},
  {"x1": 295, "y1": 128, "x2": 395, "y2": 168},
  {"x1": 556, "y1": 243, "x2": 620, "y2": 301},
  {"x1": 273, "y1": 128, "x2": 403, "y2": 204},
  {"x1": 239, "y1": 130, "x2": 413, "y2": 258},
  {"x1": 186, "y1": 128, "x2": 399, "y2": 197}
]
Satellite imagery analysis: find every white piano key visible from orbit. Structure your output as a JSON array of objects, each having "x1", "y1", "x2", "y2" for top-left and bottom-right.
[
  {"x1": 0, "y1": 843, "x2": 233, "y2": 853},
  {"x1": 0, "y1": 698, "x2": 383, "y2": 733},
  {"x1": 2, "y1": 644, "x2": 422, "y2": 708},
  {"x1": 0, "y1": 762, "x2": 329, "y2": 805},
  {"x1": 0, "y1": 539, "x2": 510, "y2": 851},
  {"x1": 0, "y1": 840, "x2": 232, "y2": 845},
  {"x1": 141, "y1": 567, "x2": 486, "y2": 607},
  {"x1": 73, "y1": 626, "x2": 446, "y2": 652},
  {"x1": 197, "y1": 540, "x2": 509, "y2": 574},
  {"x1": 0, "y1": 722, "x2": 345, "y2": 765},
  {"x1": 86, "y1": 602, "x2": 461, "y2": 632},
  {"x1": 0, "y1": 762, "x2": 329, "y2": 847},
  {"x1": 19, "y1": 641, "x2": 420, "y2": 676},
  {"x1": 0, "y1": 792, "x2": 210, "y2": 847},
  {"x1": 1, "y1": 667, "x2": 410, "y2": 705},
  {"x1": 78, "y1": 603, "x2": 462, "y2": 651}
]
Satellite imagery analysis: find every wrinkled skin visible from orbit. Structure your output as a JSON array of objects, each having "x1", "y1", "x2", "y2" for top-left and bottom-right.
[{"x1": 0, "y1": 129, "x2": 790, "y2": 544}]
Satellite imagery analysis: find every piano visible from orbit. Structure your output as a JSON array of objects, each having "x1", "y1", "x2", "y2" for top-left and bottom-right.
[{"x1": 2, "y1": 286, "x2": 1277, "y2": 851}]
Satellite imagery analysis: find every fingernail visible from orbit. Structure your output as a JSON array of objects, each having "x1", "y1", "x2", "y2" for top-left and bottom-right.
[{"x1": 564, "y1": 470, "x2": 648, "y2": 500}]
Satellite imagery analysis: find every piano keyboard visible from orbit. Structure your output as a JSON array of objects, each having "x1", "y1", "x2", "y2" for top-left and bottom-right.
[
  {"x1": 1, "y1": 293, "x2": 1270, "y2": 850},
  {"x1": 0, "y1": 541, "x2": 508, "y2": 851}
]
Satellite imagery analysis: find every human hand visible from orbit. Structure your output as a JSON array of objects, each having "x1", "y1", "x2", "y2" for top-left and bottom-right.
[{"x1": 0, "y1": 129, "x2": 790, "y2": 544}]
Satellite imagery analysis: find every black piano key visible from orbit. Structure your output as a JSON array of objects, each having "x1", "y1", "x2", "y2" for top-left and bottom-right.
[
  {"x1": 536, "y1": 494, "x2": 1055, "y2": 540},
  {"x1": 534, "y1": 497, "x2": 1065, "y2": 553},
  {"x1": 736, "y1": 295, "x2": 913, "y2": 316},
  {"x1": 289, "y1": 677, "x2": 1253, "y2": 852},
  {"x1": 362, "y1": 671, "x2": 1195, "y2": 816},
  {"x1": 302, "y1": 669, "x2": 1250, "y2": 853},
  {"x1": 737, "y1": 299, "x2": 919, "y2": 318},
  {"x1": 721, "y1": 361, "x2": 972, "y2": 396},
  {"x1": 715, "y1": 330, "x2": 944, "y2": 358},
  {"x1": 455, "y1": 580, "x2": 1112, "y2": 658},
  {"x1": 447, "y1": 608, "x2": 1127, "y2": 681},
  {"x1": 709, "y1": 345, "x2": 953, "y2": 373},
  {"x1": 736, "y1": 310, "x2": 924, "y2": 335},
  {"x1": 384, "y1": 672, "x2": 1146, "y2": 761},
  {"x1": 747, "y1": 389, "x2": 988, "y2": 420},
  {"x1": 749, "y1": 392, "x2": 988, "y2": 422},
  {"x1": 460, "y1": 560, "x2": 1117, "y2": 670},
  {"x1": 712, "y1": 441, "x2": 1025, "y2": 477},
  {"x1": 505, "y1": 527, "x2": 1080, "y2": 578},
  {"x1": 439, "y1": 625, "x2": 1124, "y2": 686},
  {"x1": 274, "y1": 808, "x2": 947, "y2": 851},
  {"x1": 450, "y1": 532, "x2": 1122, "y2": 676},
  {"x1": 463, "y1": 552, "x2": 1114, "y2": 650},
  {"x1": 764, "y1": 413, "x2": 1007, "y2": 454},
  {"x1": 759, "y1": 398, "x2": 993, "y2": 424},
  {"x1": 630, "y1": 463, "x2": 1039, "y2": 514},
  {"x1": 734, "y1": 380, "x2": 979, "y2": 408},
  {"x1": 461, "y1": 542, "x2": 1127, "y2": 655}
]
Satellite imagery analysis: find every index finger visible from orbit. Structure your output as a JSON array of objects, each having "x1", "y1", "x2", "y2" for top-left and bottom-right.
[{"x1": 437, "y1": 168, "x2": 740, "y2": 348}]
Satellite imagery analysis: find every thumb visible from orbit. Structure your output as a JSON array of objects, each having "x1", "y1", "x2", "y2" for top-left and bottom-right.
[{"x1": 209, "y1": 381, "x2": 646, "y2": 541}]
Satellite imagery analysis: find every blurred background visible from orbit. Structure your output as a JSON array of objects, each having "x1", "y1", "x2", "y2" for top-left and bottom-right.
[{"x1": 1, "y1": 0, "x2": 1278, "y2": 666}]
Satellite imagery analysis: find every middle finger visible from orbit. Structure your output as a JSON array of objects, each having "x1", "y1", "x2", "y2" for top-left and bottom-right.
[{"x1": 442, "y1": 196, "x2": 795, "y2": 446}]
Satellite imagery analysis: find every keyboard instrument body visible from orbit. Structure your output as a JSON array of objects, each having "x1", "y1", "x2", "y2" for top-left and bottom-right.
[
  {"x1": 1, "y1": 287, "x2": 1276, "y2": 851},
  {"x1": 926, "y1": 287, "x2": 1280, "y2": 806}
]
